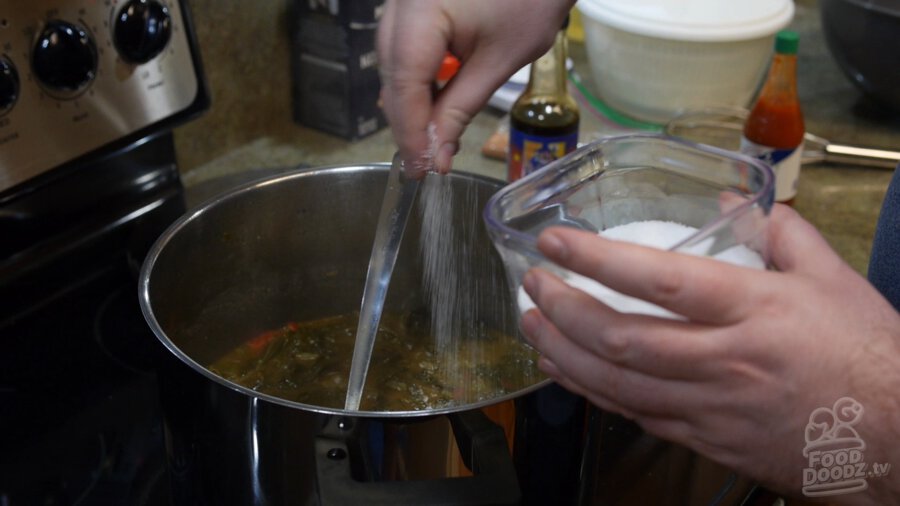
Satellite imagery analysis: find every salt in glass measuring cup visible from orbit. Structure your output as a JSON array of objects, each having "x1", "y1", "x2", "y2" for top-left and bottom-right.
[{"x1": 483, "y1": 133, "x2": 775, "y2": 320}]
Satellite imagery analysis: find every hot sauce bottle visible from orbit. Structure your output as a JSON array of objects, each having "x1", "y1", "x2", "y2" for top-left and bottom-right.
[
  {"x1": 508, "y1": 17, "x2": 579, "y2": 182},
  {"x1": 436, "y1": 52, "x2": 460, "y2": 89},
  {"x1": 741, "y1": 30, "x2": 805, "y2": 205}
]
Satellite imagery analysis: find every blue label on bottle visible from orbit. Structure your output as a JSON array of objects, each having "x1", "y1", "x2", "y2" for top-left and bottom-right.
[
  {"x1": 508, "y1": 128, "x2": 578, "y2": 181},
  {"x1": 740, "y1": 136, "x2": 804, "y2": 202}
]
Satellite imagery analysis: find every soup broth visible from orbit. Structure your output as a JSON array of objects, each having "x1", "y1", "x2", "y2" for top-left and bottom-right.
[{"x1": 209, "y1": 311, "x2": 543, "y2": 412}]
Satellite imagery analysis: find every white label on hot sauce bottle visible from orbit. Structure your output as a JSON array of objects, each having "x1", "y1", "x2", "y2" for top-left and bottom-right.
[{"x1": 740, "y1": 137, "x2": 804, "y2": 202}]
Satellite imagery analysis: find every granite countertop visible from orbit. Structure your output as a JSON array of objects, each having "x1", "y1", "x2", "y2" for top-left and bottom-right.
[{"x1": 174, "y1": 0, "x2": 899, "y2": 275}]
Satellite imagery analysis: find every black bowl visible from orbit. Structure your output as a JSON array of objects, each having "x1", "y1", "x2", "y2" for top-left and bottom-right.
[{"x1": 820, "y1": 0, "x2": 900, "y2": 112}]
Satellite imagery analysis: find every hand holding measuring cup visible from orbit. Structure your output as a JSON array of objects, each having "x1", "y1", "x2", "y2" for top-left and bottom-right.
[
  {"x1": 484, "y1": 134, "x2": 900, "y2": 501},
  {"x1": 518, "y1": 202, "x2": 900, "y2": 500}
]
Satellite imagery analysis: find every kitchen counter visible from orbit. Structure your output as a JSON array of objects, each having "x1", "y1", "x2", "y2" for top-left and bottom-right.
[{"x1": 174, "y1": 0, "x2": 899, "y2": 275}]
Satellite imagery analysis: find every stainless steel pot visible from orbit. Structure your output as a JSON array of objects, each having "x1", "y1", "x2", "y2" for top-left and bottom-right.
[{"x1": 139, "y1": 164, "x2": 549, "y2": 504}]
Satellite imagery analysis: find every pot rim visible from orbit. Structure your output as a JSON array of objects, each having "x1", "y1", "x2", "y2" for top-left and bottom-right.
[{"x1": 138, "y1": 163, "x2": 551, "y2": 418}]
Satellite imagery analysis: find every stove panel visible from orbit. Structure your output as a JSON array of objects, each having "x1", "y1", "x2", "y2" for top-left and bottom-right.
[{"x1": 0, "y1": 0, "x2": 206, "y2": 193}]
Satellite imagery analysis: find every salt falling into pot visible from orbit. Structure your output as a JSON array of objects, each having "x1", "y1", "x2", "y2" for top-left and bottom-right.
[
  {"x1": 415, "y1": 125, "x2": 488, "y2": 393},
  {"x1": 418, "y1": 176, "x2": 524, "y2": 400},
  {"x1": 419, "y1": 174, "x2": 466, "y2": 350},
  {"x1": 415, "y1": 122, "x2": 493, "y2": 351},
  {"x1": 414, "y1": 125, "x2": 534, "y2": 401},
  {"x1": 415, "y1": 123, "x2": 470, "y2": 351}
]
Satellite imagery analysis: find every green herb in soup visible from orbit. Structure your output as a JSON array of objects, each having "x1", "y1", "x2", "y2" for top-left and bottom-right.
[{"x1": 208, "y1": 312, "x2": 543, "y2": 411}]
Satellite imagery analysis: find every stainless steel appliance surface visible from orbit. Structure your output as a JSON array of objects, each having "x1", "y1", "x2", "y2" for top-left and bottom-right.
[
  {"x1": 0, "y1": 0, "x2": 208, "y2": 504},
  {"x1": 0, "y1": 0, "x2": 204, "y2": 191}
]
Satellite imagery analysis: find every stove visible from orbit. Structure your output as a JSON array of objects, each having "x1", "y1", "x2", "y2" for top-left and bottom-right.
[{"x1": 0, "y1": 0, "x2": 208, "y2": 503}]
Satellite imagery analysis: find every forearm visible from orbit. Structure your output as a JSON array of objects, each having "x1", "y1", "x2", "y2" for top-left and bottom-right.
[
  {"x1": 793, "y1": 324, "x2": 900, "y2": 505},
  {"x1": 842, "y1": 340, "x2": 900, "y2": 504}
]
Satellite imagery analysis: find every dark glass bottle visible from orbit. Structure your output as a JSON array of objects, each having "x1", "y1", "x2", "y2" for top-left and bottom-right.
[{"x1": 508, "y1": 18, "x2": 579, "y2": 182}]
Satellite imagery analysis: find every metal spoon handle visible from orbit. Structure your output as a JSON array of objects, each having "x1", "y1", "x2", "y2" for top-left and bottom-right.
[
  {"x1": 823, "y1": 143, "x2": 900, "y2": 169},
  {"x1": 344, "y1": 153, "x2": 420, "y2": 411}
]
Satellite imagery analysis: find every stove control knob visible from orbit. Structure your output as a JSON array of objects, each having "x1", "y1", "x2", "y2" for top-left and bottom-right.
[
  {"x1": 113, "y1": 0, "x2": 172, "y2": 64},
  {"x1": 31, "y1": 20, "x2": 98, "y2": 95},
  {"x1": 0, "y1": 58, "x2": 19, "y2": 114}
]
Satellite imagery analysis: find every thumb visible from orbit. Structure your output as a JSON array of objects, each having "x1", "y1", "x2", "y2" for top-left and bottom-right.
[{"x1": 767, "y1": 204, "x2": 844, "y2": 274}]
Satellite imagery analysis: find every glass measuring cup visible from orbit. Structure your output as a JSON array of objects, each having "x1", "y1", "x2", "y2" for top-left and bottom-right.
[{"x1": 483, "y1": 133, "x2": 774, "y2": 320}]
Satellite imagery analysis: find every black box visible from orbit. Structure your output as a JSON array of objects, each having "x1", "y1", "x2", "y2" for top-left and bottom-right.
[{"x1": 291, "y1": 0, "x2": 387, "y2": 140}]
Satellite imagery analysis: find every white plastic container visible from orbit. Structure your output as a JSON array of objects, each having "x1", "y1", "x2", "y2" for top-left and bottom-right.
[{"x1": 576, "y1": 0, "x2": 794, "y2": 123}]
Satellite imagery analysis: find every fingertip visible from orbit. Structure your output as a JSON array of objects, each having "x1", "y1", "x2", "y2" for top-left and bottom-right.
[
  {"x1": 537, "y1": 229, "x2": 568, "y2": 261},
  {"x1": 519, "y1": 308, "x2": 538, "y2": 344},
  {"x1": 767, "y1": 202, "x2": 836, "y2": 272},
  {"x1": 402, "y1": 164, "x2": 428, "y2": 180},
  {"x1": 522, "y1": 269, "x2": 539, "y2": 300},
  {"x1": 395, "y1": 134, "x2": 430, "y2": 170},
  {"x1": 434, "y1": 142, "x2": 457, "y2": 173},
  {"x1": 538, "y1": 356, "x2": 560, "y2": 377},
  {"x1": 770, "y1": 202, "x2": 802, "y2": 222}
]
